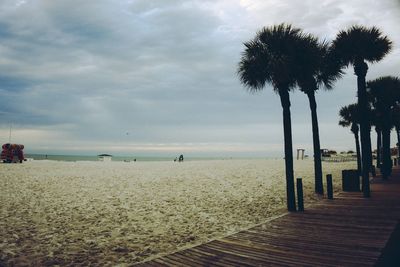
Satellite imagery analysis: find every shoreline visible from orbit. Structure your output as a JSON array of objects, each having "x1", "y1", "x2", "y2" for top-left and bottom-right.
[{"x1": 22, "y1": 154, "x2": 280, "y2": 162}]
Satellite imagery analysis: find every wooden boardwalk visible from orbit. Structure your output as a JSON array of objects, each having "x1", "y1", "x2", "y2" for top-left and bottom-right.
[{"x1": 138, "y1": 168, "x2": 400, "y2": 266}]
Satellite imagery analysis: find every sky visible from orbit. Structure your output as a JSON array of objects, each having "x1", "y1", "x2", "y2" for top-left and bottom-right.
[{"x1": 0, "y1": 0, "x2": 399, "y2": 157}]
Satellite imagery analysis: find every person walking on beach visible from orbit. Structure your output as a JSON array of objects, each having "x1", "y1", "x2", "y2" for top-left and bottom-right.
[{"x1": 179, "y1": 154, "x2": 184, "y2": 162}]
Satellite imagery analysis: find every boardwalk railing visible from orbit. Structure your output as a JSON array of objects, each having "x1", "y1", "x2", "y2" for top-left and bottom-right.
[{"x1": 322, "y1": 156, "x2": 357, "y2": 162}]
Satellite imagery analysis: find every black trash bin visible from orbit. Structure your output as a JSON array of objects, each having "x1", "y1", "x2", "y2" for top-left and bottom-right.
[{"x1": 342, "y1": 170, "x2": 360, "y2": 192}]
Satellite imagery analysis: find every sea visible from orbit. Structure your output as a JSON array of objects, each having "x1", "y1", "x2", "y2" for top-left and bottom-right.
[{"x1": 23, "y1": 154, "x2": 255, "y2": 162}]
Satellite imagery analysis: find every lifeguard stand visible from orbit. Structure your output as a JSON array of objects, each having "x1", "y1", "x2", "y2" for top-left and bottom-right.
[{"x1": 297, "y1": 149, "x2": 305, "y2": 160}]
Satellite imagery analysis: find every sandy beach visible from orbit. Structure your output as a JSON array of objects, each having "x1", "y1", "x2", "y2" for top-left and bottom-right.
[{"x1": 0, "y1": 159, "x2": 356, "y2": 266}]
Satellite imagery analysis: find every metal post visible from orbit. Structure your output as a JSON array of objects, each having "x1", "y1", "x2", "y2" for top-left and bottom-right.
[
  {"x1": 296, "y1": 178, "x2": 304, "y2": 211},
  {"x1": 326, "y1": 174, "x2": 333, "y2": 200},
  {"x1": 9, "y1": 123, "x2": 12, "y2": 143}
]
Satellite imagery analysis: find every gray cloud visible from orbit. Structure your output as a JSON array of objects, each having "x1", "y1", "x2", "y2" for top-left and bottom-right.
[{"x1": 0, "y1": 0, "x2": 399, "y2": 156}]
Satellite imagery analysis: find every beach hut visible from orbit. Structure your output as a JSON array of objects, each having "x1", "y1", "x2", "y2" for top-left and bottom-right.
[{"x1": 98, "y1": 154, "x2": 112, "y2": 162}]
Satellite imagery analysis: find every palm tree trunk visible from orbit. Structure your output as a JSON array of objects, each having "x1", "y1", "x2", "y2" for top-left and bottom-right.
[
  {"x1": 381, "y1": 127, "x2": 391, "y2": 179},
  {"x1": 396, "y1": 126, "x2": 400, "y2": 160},
  {"x1": 352, "y1": 124, "x2": 362, "y2": 175},
  {"x1": 381, "y1": 110, "x2": 392, "y2": 179},
  {"x1": 354, "y1": 58, "x2": 370, "y2": 197},
  {"x1": 376, "y1": 127, "x2": 382, "y2": 169},
  {"x1": 307, "y1": 91, "x2": 323, "y2": 195},
  {"x1": 366, "y1": 125, "x2": 373, "y2": 175},
  {"x1": 279, "y1": 89, "x2": 296, "y2": 212}
]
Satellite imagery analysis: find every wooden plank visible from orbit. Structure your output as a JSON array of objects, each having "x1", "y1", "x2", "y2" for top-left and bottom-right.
[
  {"x1": 212, "y1": 238, "x2": 376, "y2": 266},
  {"x1": 203, "y1": 240, "x2": 342, "y2": 266},
  {"x1": 193, "y1": 244, "x2": 307, "y2": 267},
  {"x1": 230, "y1": 231, "x2": 384, "y2": 255}
]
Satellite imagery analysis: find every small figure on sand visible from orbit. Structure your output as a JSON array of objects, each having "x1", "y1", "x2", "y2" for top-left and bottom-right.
[{"x1": 178, "y1": 154, "x2": 184, "y2": 162}]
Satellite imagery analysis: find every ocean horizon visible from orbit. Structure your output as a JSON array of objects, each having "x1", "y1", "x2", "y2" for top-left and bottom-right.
[{"x1": 24, "y1": 153, "x2": 278, "y2": 162}]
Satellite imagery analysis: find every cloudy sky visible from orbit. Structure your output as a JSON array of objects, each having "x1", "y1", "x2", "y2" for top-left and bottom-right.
[{"x1": 0, "y1": 0, "x2": 399, "y2": 157}]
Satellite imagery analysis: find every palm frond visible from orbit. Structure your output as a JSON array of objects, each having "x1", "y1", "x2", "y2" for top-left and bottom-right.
[
  {"x1": 367, "y1": 76, "x2": 400, "y2": 108},
  {"x1": 318, "y1": 41, "x2": 345, "y2": 90},
  {"x1": 293, "y1": 32, "x2": 321, "y2": 93},
  {"x1": 237, "y1": 23, "x2": 301, "y2": 93},
  {"x1": 392, "y1": 104, "x2": 400, "y2": 128},
  {"x1": 331, "y1": 25, "x2": 392, "y2": 65},
  {"x1": 238, "y1": 39, "x2": 270, "y2": 92},
  {"x1": 339, "y1": 119, "x2": 350, "y2": 127},
  {"x1": 369, "y1": 107, "x2": 383, "y2": 128},
  {"x1": 338, "y1": 103, "x2": 360, "y2": 127}
]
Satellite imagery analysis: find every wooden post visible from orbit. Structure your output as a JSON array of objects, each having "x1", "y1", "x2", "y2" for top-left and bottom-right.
[
  {"x1": 296, "y1": 178, "x2": 304, "y2": 211},
  {"x1": 326, "y1": 174, "x2": 333, "y2": 200},
  {"x1": 371, "y1": 165, "x2": 376, "y2": 177}
]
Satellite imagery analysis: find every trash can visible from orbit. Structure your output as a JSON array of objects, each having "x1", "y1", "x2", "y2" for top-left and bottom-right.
[{"x1": 342, "y1": 170, "x2": 360, "y2": 192}]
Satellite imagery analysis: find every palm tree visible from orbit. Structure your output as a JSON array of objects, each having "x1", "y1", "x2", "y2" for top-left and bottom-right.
[
  {"x1": 392, "y1": 104, "x2": 400, "y2": 159},
  {"x1": 367, "y1": 76, "x2": 400, "y2": 179},
  {"x1": 296, "y1": 38, "x2": 343, "y2": 195},
  {"x1": 332, "y1": 26, "x2": 392, "y2": 196},
  {"x1": 339, "y1": 104, "x2": 362, "y2": 174},
  {"x1": 238, "y1": 24, "x2": 309, "y2": 211},
  {"x1": 369, "y1": 108, "x2": 383, "y2": 169}
]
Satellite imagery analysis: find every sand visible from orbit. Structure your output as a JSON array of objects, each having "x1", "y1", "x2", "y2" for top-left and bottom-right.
[{"x1": 0, "y1": 159, "x2": 356, "y2": 266}]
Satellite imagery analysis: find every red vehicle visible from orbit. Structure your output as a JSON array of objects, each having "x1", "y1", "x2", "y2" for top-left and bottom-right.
[{"x1": 1, "y1": 143, "x2": 25, "y2": 163}]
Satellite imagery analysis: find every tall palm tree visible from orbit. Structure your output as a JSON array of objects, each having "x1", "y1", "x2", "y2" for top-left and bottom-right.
[
  {"x1": 296, "y1": 38, "x2": 343, "y2": 195},
  {"x1": 367, "y1": 76, "x2": 400, "y2": 179},
  {"x1": 332, "y1": 26, "x2": 392, "y2": 196},
  {"x1": 369, "y1": 108, "x2": 382, "y2": 169},
  {"x1": 238, "y1": 24, "x2": 309, "y2": 211},
  {"x1": 392, "y1": 104, "x2": 400, "y2": 159},
  {"x1": 339, "y1": 104, "x2": 362, "y2": 174}
]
